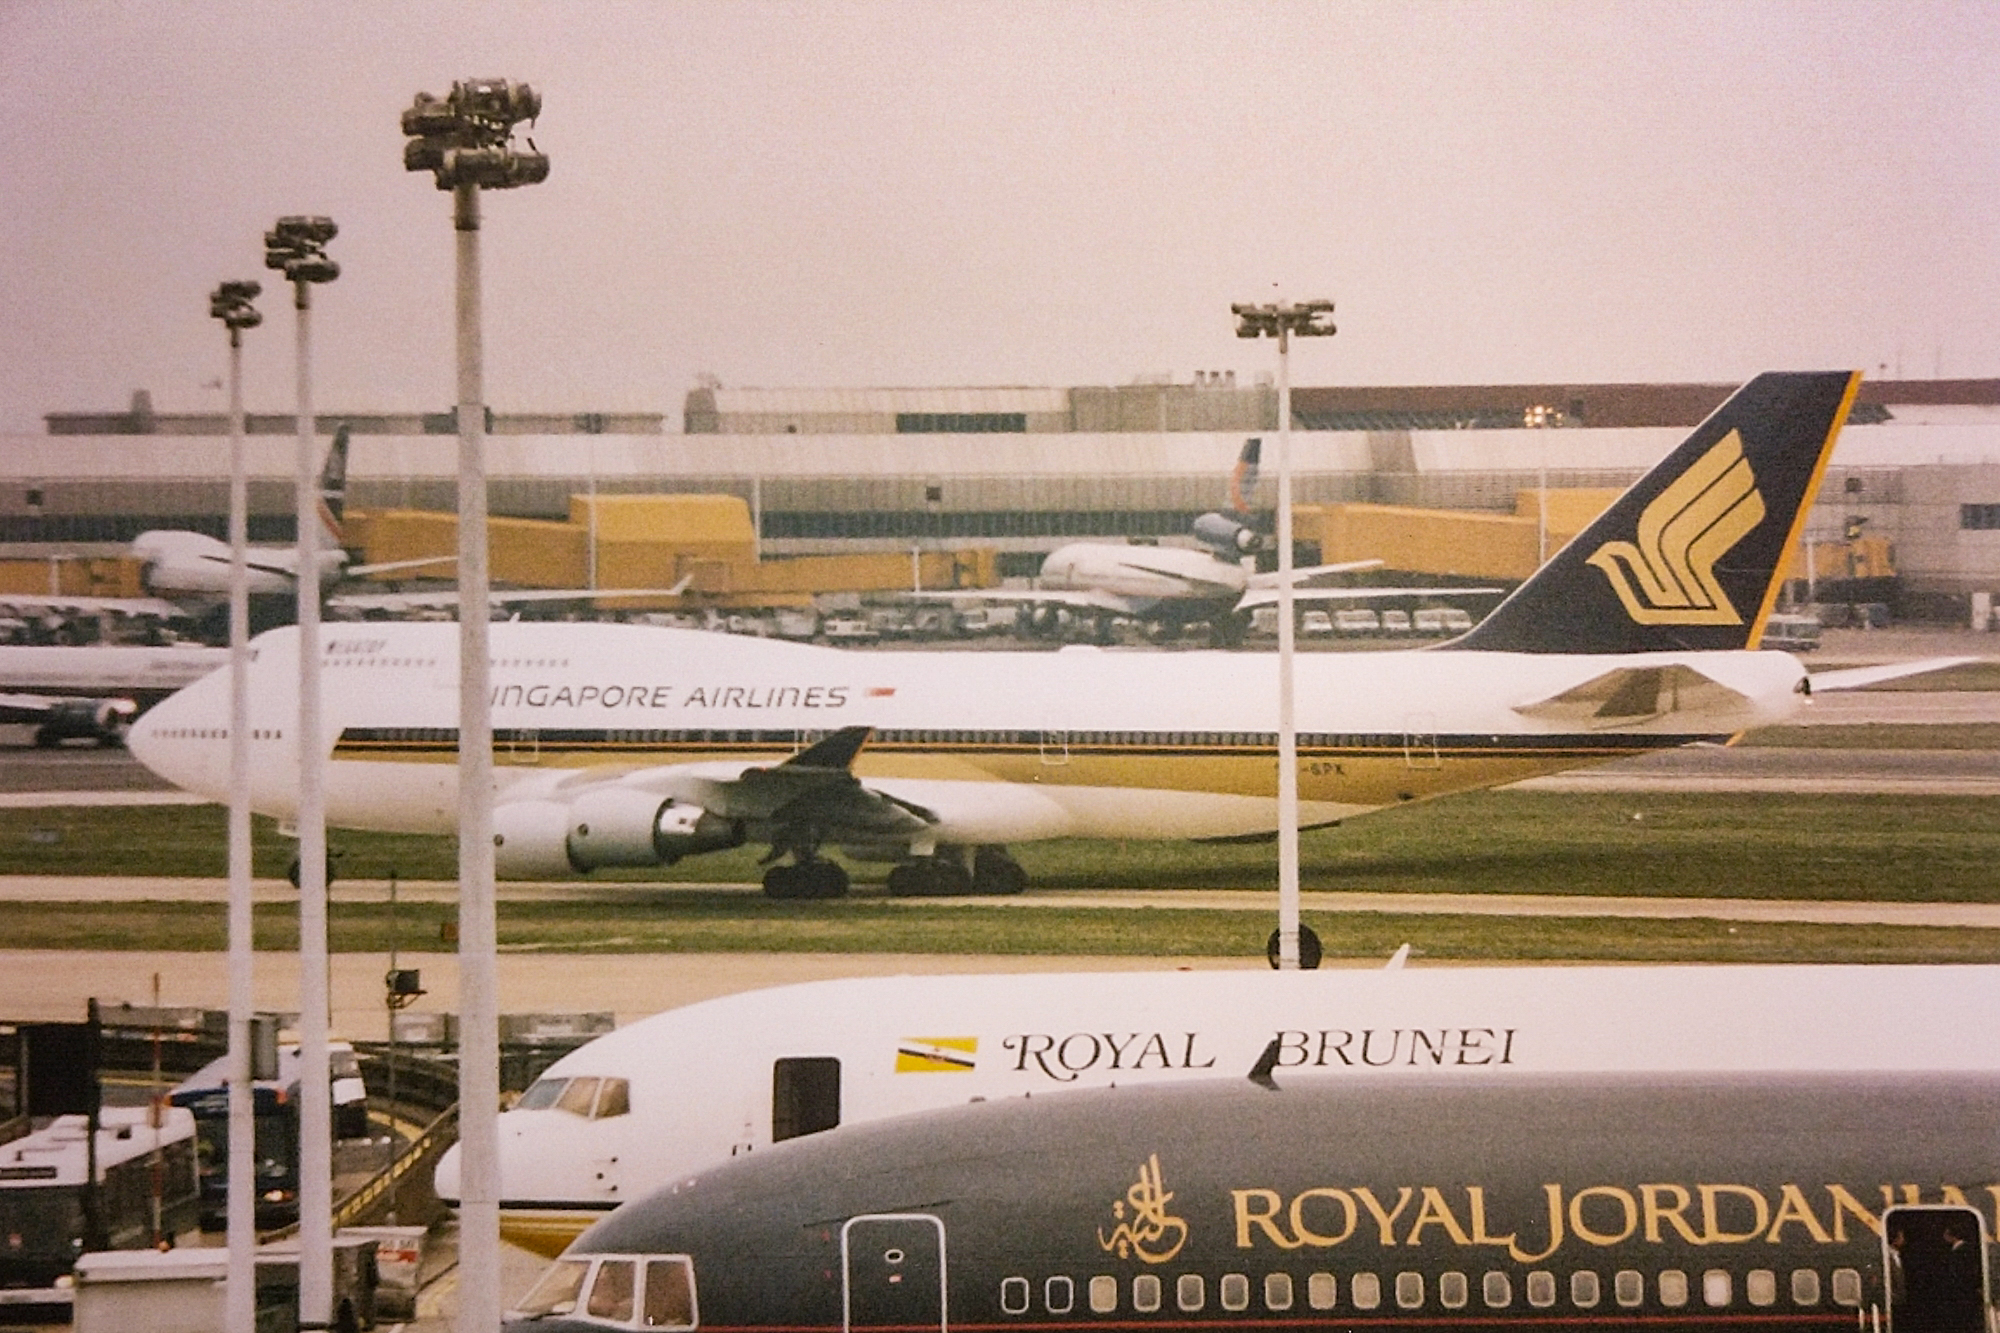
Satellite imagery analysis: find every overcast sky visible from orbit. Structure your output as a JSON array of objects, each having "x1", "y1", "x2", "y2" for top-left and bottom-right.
[{"x1": 3, "y1": 2, "x2": 1997, "y2": 434}]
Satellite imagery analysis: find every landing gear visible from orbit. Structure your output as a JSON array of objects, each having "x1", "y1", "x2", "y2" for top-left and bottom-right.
[
  {"x1": 762, "y1": 859, "x2": 850, "y2": 899},
  {"x1": 1209, "y1": 612, "x2": 1248, "y2": 648},
  {"x1": 972, "y1": 845, "x2": 1028, "y2": 895},
  {"x1": 887, "y1": 845, "x2": 1027, "y2": 897},
  {"x1": 1265, "y1": 924, "x2": 1324, "y2": 970}
]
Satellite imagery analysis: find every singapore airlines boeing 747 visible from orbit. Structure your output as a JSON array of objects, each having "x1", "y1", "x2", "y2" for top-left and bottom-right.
[{"x1": 128, "y1": 371, "x2": 1945, "y2": 896}]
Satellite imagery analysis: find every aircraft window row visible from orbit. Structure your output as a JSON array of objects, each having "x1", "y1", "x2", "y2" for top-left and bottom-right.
[
  {"x1": 324, "y1": 657, "x2": 436, "y2": 668},
  {"x1": 491, "y1": 658, "x2": 572, "y2": 668},
  {"x1": 998, "y1": 1265, "x2": 1863, "y2": 1316},
  {"x1": 153, "y1": 727, "x2": 284, "y2": 741},
  {"x1": 512, "y1": 1253, "x2": 694, "y2": 1328},
  {"x1": 513, "y1": 1075, "x2": 630, "y2": 1120}
]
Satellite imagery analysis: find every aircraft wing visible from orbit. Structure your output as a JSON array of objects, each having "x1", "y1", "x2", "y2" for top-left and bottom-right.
[
  {"x1": 1804, "y1": 657, "x2": 1978, "y2": 693},
  {"x1": 1509, "y1": 663, "x2": 1760, "y2": 728},
  {"x1": 1235, "y1": 585, "x2": 1505, "y2": 611},
  {"x1": 899, "y1": 587, "x2": 1142, "y2": 616},
  {"x1": 648, "y1": 727, "x2": 935, "y2": 835},
  {"x1": 1242, "y1": 558, "x2": 1385, "y2": 589},
  {"x1": 0, "y1": 593, "x2": 188, "y2": 620}
]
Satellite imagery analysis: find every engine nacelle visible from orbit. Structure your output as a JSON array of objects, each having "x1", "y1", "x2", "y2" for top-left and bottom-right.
[
  {"x1": 566, "y1": 788, "x2": 744, "y2": 870},
  {"x1": 1192, "y1": 511, "x2": 1262, "y2": 556},
  {"x1": 493, "y1": 800, "x2": 581, "y2": 880},
  {"x1": 35, "y1": 697, "x2": 138, "y2": 746}
]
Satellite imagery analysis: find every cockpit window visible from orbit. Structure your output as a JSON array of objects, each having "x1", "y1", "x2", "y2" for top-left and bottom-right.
[
  {"x1": 597, "y1": 1078, "x2": 630, "y2": 1119},
  {"x1": 512, "y1": 1258, "x2": 588, "y2": 1318},
  {"x1": 516, "y1": 1078, "x2": 566, "y2": 1111},
  {"x1": 558, "y1": 1077, "x2": 602, "y2": 1118},
  {"x1": 644, "y1": 1257, "x2": 696, "y2": 1328},
  {"x1": 587, "y1": 1258, "x2": 637, "y2": 1321}
]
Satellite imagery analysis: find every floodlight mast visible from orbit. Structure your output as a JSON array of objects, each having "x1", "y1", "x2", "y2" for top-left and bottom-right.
[
  {"x1": 401, "y1": 77, "x2": 547, "y2": 1333},
  {"x1": 207, "y1": 277, "x2": 260, "y2": 1333},
  {"x1": 1230, "y1": 300, "x2": 1336, "y2": 971},
  {"x1": 264, "y1": 217, "x2": 339, "y2": 1332}
]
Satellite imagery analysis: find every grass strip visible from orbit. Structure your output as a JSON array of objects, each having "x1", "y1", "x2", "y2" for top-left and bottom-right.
[{"x1": 0, "y1": 898, "x2": 1997, "y2": 964}]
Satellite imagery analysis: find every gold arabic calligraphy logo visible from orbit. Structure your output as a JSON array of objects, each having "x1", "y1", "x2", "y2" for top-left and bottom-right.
[
  {"x1": 1097, "y1": 1154, "x2": 1188, "y2": 1264},
  {"x1": 1585, "y1": 430, "x2": 1766, "y2": 626}
]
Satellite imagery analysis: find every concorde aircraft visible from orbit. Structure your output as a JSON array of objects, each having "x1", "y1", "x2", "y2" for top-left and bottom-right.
[
  {"x1": 127, "y1": 371, "x2": 1957, "y2": 897},
  {"x1": 507, "y1": 1069, "x2": 1999, "y2": 1333},
  {"x1": 435, "y1": 964, "x2": 2000, "y2": 1262}
]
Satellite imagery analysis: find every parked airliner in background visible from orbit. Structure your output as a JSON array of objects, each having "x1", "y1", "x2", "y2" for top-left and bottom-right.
[
  {"x1": 0, "y1": 642, "x2": 226, "y2": 745},
  {"x1": 433, "y1": 964, "x2": 2000, "y2": 1260},
  {"x1": 910, "y1": 437, "x2": 1487, "y2": 644},
  {"x1": 512, "y1": 1066, "x2": 2000, "y2": 1333},
  {"x1": 129, "y1": 372, "x2": 1960, "y2": 896}
]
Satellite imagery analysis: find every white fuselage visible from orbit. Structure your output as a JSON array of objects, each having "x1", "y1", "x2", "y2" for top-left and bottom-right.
[
  {"x1": 129, "y1": 529, "x2": 346, "y2": 598},
  {"x1": 429, "y1": 964, "x2": 2000, "y2": 1256},
  {"x1": 126, "y1": 621, "x2": 1809, "y2": 846},
  {"x1": 1037, "y1": 541, "x2": 1247, "y2": 603}
]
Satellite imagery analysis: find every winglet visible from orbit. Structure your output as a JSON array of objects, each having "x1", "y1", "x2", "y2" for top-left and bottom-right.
[
  {"x1": 781, "y1": 725, "x2": 873, "y2": 771},
  {"x1": 1446, "y1": 372, "x2": 1861, "y2": 654}
]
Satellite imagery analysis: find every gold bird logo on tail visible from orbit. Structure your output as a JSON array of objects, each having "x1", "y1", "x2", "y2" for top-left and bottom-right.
[{"x1": 1586, "y1": 430, "x2": 1766, "y2": 625}]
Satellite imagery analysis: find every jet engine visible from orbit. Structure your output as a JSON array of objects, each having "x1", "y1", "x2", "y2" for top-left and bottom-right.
[
  {"x1": 34, "y1": 697, "x2": 138, "y2": 747},
  {"x1": 493, "y1": 789, "x2": 744, "y2": 880},
  {"x1": 1191, "y1": 511, "x2": 1263, "y2": 556}
]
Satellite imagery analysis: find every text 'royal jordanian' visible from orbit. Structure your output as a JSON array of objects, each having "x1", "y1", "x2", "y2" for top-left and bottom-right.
[{"x1": 132, "y1": 371, "x2": 1940, "y2": 897}]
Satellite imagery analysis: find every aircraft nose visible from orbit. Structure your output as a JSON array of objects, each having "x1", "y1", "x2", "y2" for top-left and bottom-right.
[{"x1": 126, "y1": 675, "x2": 217, "y2": 795}]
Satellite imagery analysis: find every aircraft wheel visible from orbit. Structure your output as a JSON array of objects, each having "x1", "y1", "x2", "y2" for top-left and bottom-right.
[
  {"x1": 1212, "y1": 613, "x2": 1249, "y2": 648},
  {"x1": 886, "y1": 857, "x2": 974, "y2": 897},
  {"x1": 803, "y1": 860, "x2": 849, "y2": 899},
  {"x1": 972, "y1": 846, "x2": 1028, "y2": 895},
  {"x1": 763, "y1": 864, "x2": 804, "y2": 899},
  {"x1": 286, "y1": 851, "x2": 339, "y2": 890},
  {"x1": 1265, "y1": 924, "x2": 1324, "y2": 970}
]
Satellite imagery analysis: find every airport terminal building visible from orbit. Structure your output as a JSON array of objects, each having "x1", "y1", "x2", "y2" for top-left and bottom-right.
[{"x1": 5, "y1": 376, "x2": 1999, "y2": 618}]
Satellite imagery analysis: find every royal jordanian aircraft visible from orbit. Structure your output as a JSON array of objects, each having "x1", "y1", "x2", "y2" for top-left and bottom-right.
[
  {"x1": 439, "y1": 965, "x2": 2000, "y2": 1259},
  {"x1": 129, "y1": 371, "x2": 1953, "y2": 897},
  {"x1": 509, "y1": 1068, "x2": 1999, "y2": 1333},
  {"x1": 910, "y1": 437, "x2": 1456, "y2": 644}
]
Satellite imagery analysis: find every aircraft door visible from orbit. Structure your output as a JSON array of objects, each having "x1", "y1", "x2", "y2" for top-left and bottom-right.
[
  {"x1": 1401, "y1": 712, "x2": 1440, "y2": 770},
  {"x1": 1883, "y1": 1205, "x2": 1989, "y2": 1333},
  {"x1": 1039, "y1": 729, "x2": 1069, "y2": 767},
  {"x1": 843, "y1": 1214, "x2": 946, "y2": 1333}
]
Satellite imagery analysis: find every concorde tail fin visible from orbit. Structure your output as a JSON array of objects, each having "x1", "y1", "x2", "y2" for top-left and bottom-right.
[{"x1": 1447, "y1": 371, "x2": 1861, "y2": 654}]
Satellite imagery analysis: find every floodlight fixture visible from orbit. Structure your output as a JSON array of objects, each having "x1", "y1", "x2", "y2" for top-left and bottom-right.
[
  {"x1": 401, "y1": 78, "x2": 548, "y2": 192},
  {"x1": 1232, "y1": 299, "x2": 1337, "y2": 342},
  {"x1": 209, "y1": 280, "x2": 263, "y2": 334},
  {"x1": 264, "y1": 217, "x2": 341, "y2": 289}
]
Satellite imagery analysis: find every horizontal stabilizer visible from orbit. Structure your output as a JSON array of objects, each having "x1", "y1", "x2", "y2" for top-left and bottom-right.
[
  {"x1": 1806, "y1": 656, "x2": 1978, "y2": 694},
  {"x1": 1512, "y1": 663, "x2": 1754, "y2": 728}
]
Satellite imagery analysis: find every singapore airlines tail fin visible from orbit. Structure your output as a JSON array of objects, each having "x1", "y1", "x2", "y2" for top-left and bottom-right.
[{"x1": 1450, "y1": 370, "x2": 1861, "y2": 654}]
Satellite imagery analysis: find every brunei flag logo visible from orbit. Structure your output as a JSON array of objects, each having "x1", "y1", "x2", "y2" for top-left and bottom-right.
[{"x1": 896, "y1": 1036, "x2": 978, "y2": 1073}]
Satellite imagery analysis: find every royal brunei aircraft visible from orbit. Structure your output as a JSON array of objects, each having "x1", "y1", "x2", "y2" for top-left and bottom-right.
[
  {"x1": 507, "y1": 1067, "x2": 2000, "y2": 1333},
  {"x1": 433, "y1": 964, "x2": 2000, "y2": 1261},
  {"x1": 907, "y1": 436, "x2": 1478, "y2": 645},
  {"x1": 128, "y1": 371, "x2": 1961, "y2": 898}
]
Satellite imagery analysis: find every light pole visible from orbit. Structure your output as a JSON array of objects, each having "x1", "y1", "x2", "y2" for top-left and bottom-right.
[
  {"x1": 207, "y1": 277, "x2": 260, "y2": 1333},
  {"x1": 264, "y1": 214, "x2": 339, "y2": 1330},
  {"x1": 1231, "y1": 299, "x2": 1336, "y2": 970},
  {"x1": 402, "y1": 78, "x2": 548, "y2": 1333}
]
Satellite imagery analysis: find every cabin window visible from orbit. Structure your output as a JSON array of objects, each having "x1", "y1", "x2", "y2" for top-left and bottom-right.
[
  {"x1": 1088, "y1": 1276, "x2": 1117, "y2": 1313},
  {"x1": 1044, "y1": 1276, "x2": 1073, "y2": 1313},
  {"x1": 1570, "y1": 1271, "x2": 1600, "y2": 1308},
  {"x1": 1658, "y1": 1270, "x2": 1689, "y2": 1308},
  {"x1": 1526, "y1": 1270, "x2": 1556, "y2": 1308},
  {"x1": 1176, "y1": 1274, "x2": 1205, "y2": 1311},
  {"x1": 1703, "y1": 1269, "x2": 1733, "y2": 1307},
  {"x1": 1438, "y1": 1272, "x2": 1468, "y2": 1309},
  {"x1": 771, "y1": 1057, "x2": 840, "y2": 1142},
  {"x1": 513, "y1": 1259, "x2": 589, "y2": 1317},
  {"x1": 1132, "y1": 1274, "x2": 1161, "y2": 1313},
  {"x1": 1482, "y1": 1271, "x2": 1513, "y2": 1308},
  {"x1": 642, "y1": 1257, "x2": 696, "y2": 1329},
  {"x1": 587, "y1": 1259, "x2": 637, "y2": 1321},
  {"x1": 1746, "y1": 1269, "x2": 1777, "y2": 1307},
  {"x1": 1614, "y1": 1270, "x2": 1644, "y2": 1307},
  {"x1": 558, "y1": 1077, "x2": 602, "y2": 1118},
  {"x1": 1832, "y1": 1269, "x2": 1863, "y2": 1307},
  {"x1": 1000, "y1": 1278, "x2": 1029, "y2": 1314},
  {"x1": 1263, "y1": 1273, "x2": 1293, "y2": 1311},
  {"x1": 1394, "y1": 1272, "x2": 1424, "y2": 1309},
  {"x1": 1219, "y1": 1274, "x2": 1249, "y2": 1311},
  {"x1": 1791, "y1": 1270, "x2": 1822, "y2": 1306},
  {"x1": 516, "y1": 1078, "x2": 566, "y2": 1111},
  {"x1": 1307, "y1": 1272, "x2": 1336, "y2": 1310},
  {"x1": 1350, "y1": 1272, "x2": 1381, "y2": 1310}
]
